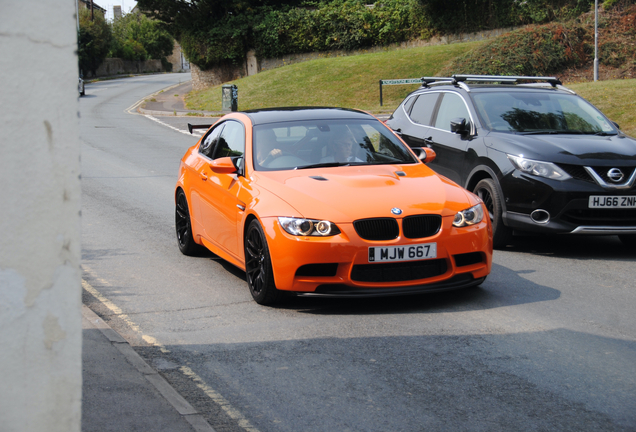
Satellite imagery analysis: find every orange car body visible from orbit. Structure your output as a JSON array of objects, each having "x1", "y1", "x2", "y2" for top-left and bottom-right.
[{"x1": 175, "y1": 108, "x2": 492, "y2": 302}]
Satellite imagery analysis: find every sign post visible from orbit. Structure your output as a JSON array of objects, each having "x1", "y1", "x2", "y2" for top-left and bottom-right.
[{"x1": 379, "y1": 78, "x2": 424, "y2": 106}]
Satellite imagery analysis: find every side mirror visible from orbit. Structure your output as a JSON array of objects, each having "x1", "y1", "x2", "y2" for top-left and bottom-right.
[
  {"x1": 450, "y1": 117, "x2": 470, "y2": 135},
  {"x1": 613, "y1": 121, "x2": 621, "y2": 130},
  {"x1": 412, "y1": 147, "x2": 436, "y2": 163},
  {"x1": 209, "y1": 157, "x2": 238, "y2": 174}
]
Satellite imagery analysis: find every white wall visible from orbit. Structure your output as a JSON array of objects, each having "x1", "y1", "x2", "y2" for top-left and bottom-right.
[{"x1": 0, "y1": 1, "x2": 82, "y2": 431}]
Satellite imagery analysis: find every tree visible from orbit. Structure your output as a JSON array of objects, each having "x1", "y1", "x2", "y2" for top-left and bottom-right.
[
  {"x1": 78, "y1": 7, "x2": 112, "y2": 76},
  {"x1": 137, "y1": 0, "x2": 305, "y2": 68},
  {"x1": 110, "y1": 12, "x2": 174, "y2": 62}
]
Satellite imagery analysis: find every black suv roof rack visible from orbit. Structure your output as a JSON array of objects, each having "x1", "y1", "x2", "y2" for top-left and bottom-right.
[{"x1": 420, "y1": 75, "x2": 562, "y2": 89}]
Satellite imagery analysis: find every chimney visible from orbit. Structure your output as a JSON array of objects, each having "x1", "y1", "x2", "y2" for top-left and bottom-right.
[{"x1": 113, "y1": 5, "x2": 122, "y2": 20}]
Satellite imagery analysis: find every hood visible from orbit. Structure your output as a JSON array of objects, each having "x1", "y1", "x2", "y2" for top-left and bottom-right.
[
  {"x1": 252, "y1": 164, "x2": 475, "y2": 222},
  {"x1": 487, "y1": 132, "x2": 636, "y2": 165}
]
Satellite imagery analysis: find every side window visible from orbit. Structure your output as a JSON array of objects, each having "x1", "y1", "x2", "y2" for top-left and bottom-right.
[
  {"x1": 434, "y1": 93, "x2": 470, "y2": 132},
  {"x1": 212, "y1": 120, "x2": 245, "y2": 160},
  {"x1": 409, "y1": 93, "x2": 439, "y2": 126},
  {"x1": 199, "y1": 123, "x2": 224, "y2": 158}
]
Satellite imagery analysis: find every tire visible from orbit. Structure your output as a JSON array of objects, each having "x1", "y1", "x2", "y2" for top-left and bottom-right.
[
  {"x1": 175, "y1": 189, "x2": 204, "y2": 256},
  {"x1": 473, "y1": 178, "x2": 513, "y2": 248},
  {"x1": 618, "y1": 234, "x2": 636, "y2": 248},
  {"x1": 244, "y1": 220, "x2": 282, "y2": 305}
]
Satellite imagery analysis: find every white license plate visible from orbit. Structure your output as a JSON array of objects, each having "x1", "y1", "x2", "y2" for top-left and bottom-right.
[
  {"x1": 589, "y1": 196, "x2": 636, "y2": 208},
  {"x1": 368, "y1": 243, "x2": 437, "y2": 263}
]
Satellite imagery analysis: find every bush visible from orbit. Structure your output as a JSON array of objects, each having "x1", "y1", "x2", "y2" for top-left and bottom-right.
[
  {"x1": 252, "y1": 0, "x2": 428, "y2": 58},
  {"x1": 439, "y1": 22, "x2": 592, "y2": 76}
]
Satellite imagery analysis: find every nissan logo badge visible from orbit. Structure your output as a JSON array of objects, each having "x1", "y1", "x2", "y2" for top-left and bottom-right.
[
  {"x1": 607, "y1": 168, "x2": 624, "y2": 183},
  {"x1": 391, "y1": 208, "x2": 403, "y2": 215}
]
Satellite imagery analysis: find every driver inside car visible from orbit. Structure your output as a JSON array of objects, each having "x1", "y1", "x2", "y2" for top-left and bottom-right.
[{"x1": 255, "y1": 129, "x2": 282, "y2": 166}]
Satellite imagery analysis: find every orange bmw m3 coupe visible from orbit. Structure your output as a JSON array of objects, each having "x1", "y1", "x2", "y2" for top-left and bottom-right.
[{"x1": 175, "y1": 108, "x2": 492, "y2": 305}]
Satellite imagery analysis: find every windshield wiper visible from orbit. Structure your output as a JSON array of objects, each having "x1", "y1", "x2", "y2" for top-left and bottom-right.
[
  {"x1": 591, "y1": 131, "x2": 617, "y2": 136},
  {"x1": 517, "y1": 130, "x2": 585, "y2": 135},
  {"x1": 295, "y1": 162, "x2": 351, "y2": 170}
]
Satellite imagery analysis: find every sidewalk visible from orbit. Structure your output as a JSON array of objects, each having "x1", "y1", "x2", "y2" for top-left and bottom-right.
[
  {"x1": 82, "y1": 305, "x2": 216, "y2": 432},
  {"x1": 136, "y1": 81, "x2": 225, "y2": 118}
]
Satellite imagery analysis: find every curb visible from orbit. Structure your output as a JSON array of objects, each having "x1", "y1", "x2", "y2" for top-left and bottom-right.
[{"x1": 82, "y1": 305, "x2": 217, "y2": 432}]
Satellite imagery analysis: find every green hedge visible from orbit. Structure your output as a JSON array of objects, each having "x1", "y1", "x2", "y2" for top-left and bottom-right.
[{"x1": 179, "y1": 0, "x2": 598, "y2": 70}]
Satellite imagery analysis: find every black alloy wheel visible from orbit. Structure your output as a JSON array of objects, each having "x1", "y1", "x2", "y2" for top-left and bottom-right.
[
  {"x1": 244, "y1": 220, "x2": 281, "y2": 305},
  {"x1": 175, "y1": 189, "x2": 204, "y2": 256},
  {"x1": 474, "y1": 178, "x2": 513, "y2": 248}
]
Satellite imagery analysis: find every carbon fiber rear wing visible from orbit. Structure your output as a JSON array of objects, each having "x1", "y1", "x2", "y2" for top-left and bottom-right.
[{"x1": 187, "y1": 123, "x2": 213, "y2": 134}]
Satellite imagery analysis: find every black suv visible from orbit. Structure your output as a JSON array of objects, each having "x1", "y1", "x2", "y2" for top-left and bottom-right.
[{"x1": 386, "y1": 75, "x2": 636, "y2": 248}]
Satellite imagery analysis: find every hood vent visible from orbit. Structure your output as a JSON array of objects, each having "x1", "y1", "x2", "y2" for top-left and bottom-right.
[{"x1": 309, "y1": 176, "x2": 329, "y2": 181}]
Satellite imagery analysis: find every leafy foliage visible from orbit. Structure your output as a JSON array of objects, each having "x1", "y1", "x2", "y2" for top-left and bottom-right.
[
  {"x1": 439, "y1": 3, "x2": 636, "y2": 77},
  {"x1": 110, "y1": 13, "x2": 174, "y2": 61},
  {"x1": 440, "y1": 22, "x2": 592, "y2": 76},
  {"x1": 253, "y1": 0, "x2": 429, "y2": 58},
  {"x1": 78, "y1": 8, "x2": 112, "y2": 76},
  {"x1": 419, "y1": 0, "x2": 595, "y2": 34}
]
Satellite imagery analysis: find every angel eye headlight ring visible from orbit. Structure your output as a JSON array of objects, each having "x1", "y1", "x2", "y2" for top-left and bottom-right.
[
  {"x1": 453, "y1": 204, "x2": 484, "y2": 227},
  {"x1": 278, "y1": 217, "x2": 340, "y2": 236}
]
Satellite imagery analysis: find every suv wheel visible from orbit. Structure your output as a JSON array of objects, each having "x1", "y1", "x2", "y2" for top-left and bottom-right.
[{"x1": 474, "y1": 179, "x2": 513, "y2": 248}]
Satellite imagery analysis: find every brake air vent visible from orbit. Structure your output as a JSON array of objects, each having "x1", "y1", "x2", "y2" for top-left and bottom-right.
[
  {"x1": 403, "y1": 215, "x2": 442, "y2": 239},
  {"x1": 353, "y1": 218, "x2": 399, "y2": 241}
]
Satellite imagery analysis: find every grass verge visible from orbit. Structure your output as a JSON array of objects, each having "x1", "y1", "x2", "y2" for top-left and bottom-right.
[{"x1": 185, "y1": 41, "x2": 481, "y2": 113}]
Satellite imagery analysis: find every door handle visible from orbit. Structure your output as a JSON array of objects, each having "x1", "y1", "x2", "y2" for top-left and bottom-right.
[
  {"x1": 200, "y1": 172, "x2": 208, "y2": 181},
  {"x1": 423, "y1": 136, "x2": 434, "y2": 147}
]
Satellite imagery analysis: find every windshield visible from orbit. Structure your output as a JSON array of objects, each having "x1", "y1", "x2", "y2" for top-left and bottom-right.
[
  {"x1": 252, "y1": 119, "x2": 418, "y2": 171},
  {"x1": 472, "y1": 91, "x2": 616, "y2": 134}
]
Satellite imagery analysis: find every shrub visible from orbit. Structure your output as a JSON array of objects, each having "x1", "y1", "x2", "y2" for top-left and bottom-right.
[{"x1": 439, "y1": 22, "x2": 592, "y2": 76}]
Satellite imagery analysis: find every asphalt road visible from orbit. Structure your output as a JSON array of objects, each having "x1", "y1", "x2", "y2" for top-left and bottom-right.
[{"x1": 80, "y1": 74, "x2": 636, "y2": 432}]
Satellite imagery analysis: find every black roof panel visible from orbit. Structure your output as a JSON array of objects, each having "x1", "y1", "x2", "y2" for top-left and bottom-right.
[{"x1": 242, "y1": 107, "x2": 373, "y2": 126}]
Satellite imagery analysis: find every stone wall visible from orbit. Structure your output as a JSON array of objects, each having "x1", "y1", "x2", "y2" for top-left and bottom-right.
[
  {"x1": 190, "y1": 26, "x2": 522, "y2": 90},
  {"x1": 191, "y1": 62, "x2": 247, "y2": 91},
  {"x1": 88, "y1": 58, "x2": 163, "y2": 78}
]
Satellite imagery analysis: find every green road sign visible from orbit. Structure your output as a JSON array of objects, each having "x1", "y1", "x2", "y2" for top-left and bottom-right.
[{"x1": 381, "y1": 78, "x2": 423, "y2": 85}]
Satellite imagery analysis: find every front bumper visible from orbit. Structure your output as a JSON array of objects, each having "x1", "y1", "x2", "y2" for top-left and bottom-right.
[
  {"x1": 260, "y1": 215, "x2": 492, "y2": 293},
  {"x1": 501, "y1": 172, "x2": 636, "y2": 235}
]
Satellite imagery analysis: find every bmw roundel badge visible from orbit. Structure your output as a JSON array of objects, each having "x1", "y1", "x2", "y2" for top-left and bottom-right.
[{"x1": 391, "y1": 208, "x2": 403, "y2": 215}]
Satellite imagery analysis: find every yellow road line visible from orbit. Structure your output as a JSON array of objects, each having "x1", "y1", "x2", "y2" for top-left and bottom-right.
[{"x1": 82, "y1": 270, "x2": 260, "y2": 432}]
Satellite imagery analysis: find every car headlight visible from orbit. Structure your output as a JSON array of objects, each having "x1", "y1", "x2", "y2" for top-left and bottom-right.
[
  {"x1": 453, "y1": 204, "x2": 484, "y2": 227},
  {"x1": 507, "y1": 155, "x2": 571, "y2": 180},
  {"x1": 278, "y1": 217, "x2": 341, "y2": 236}
]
